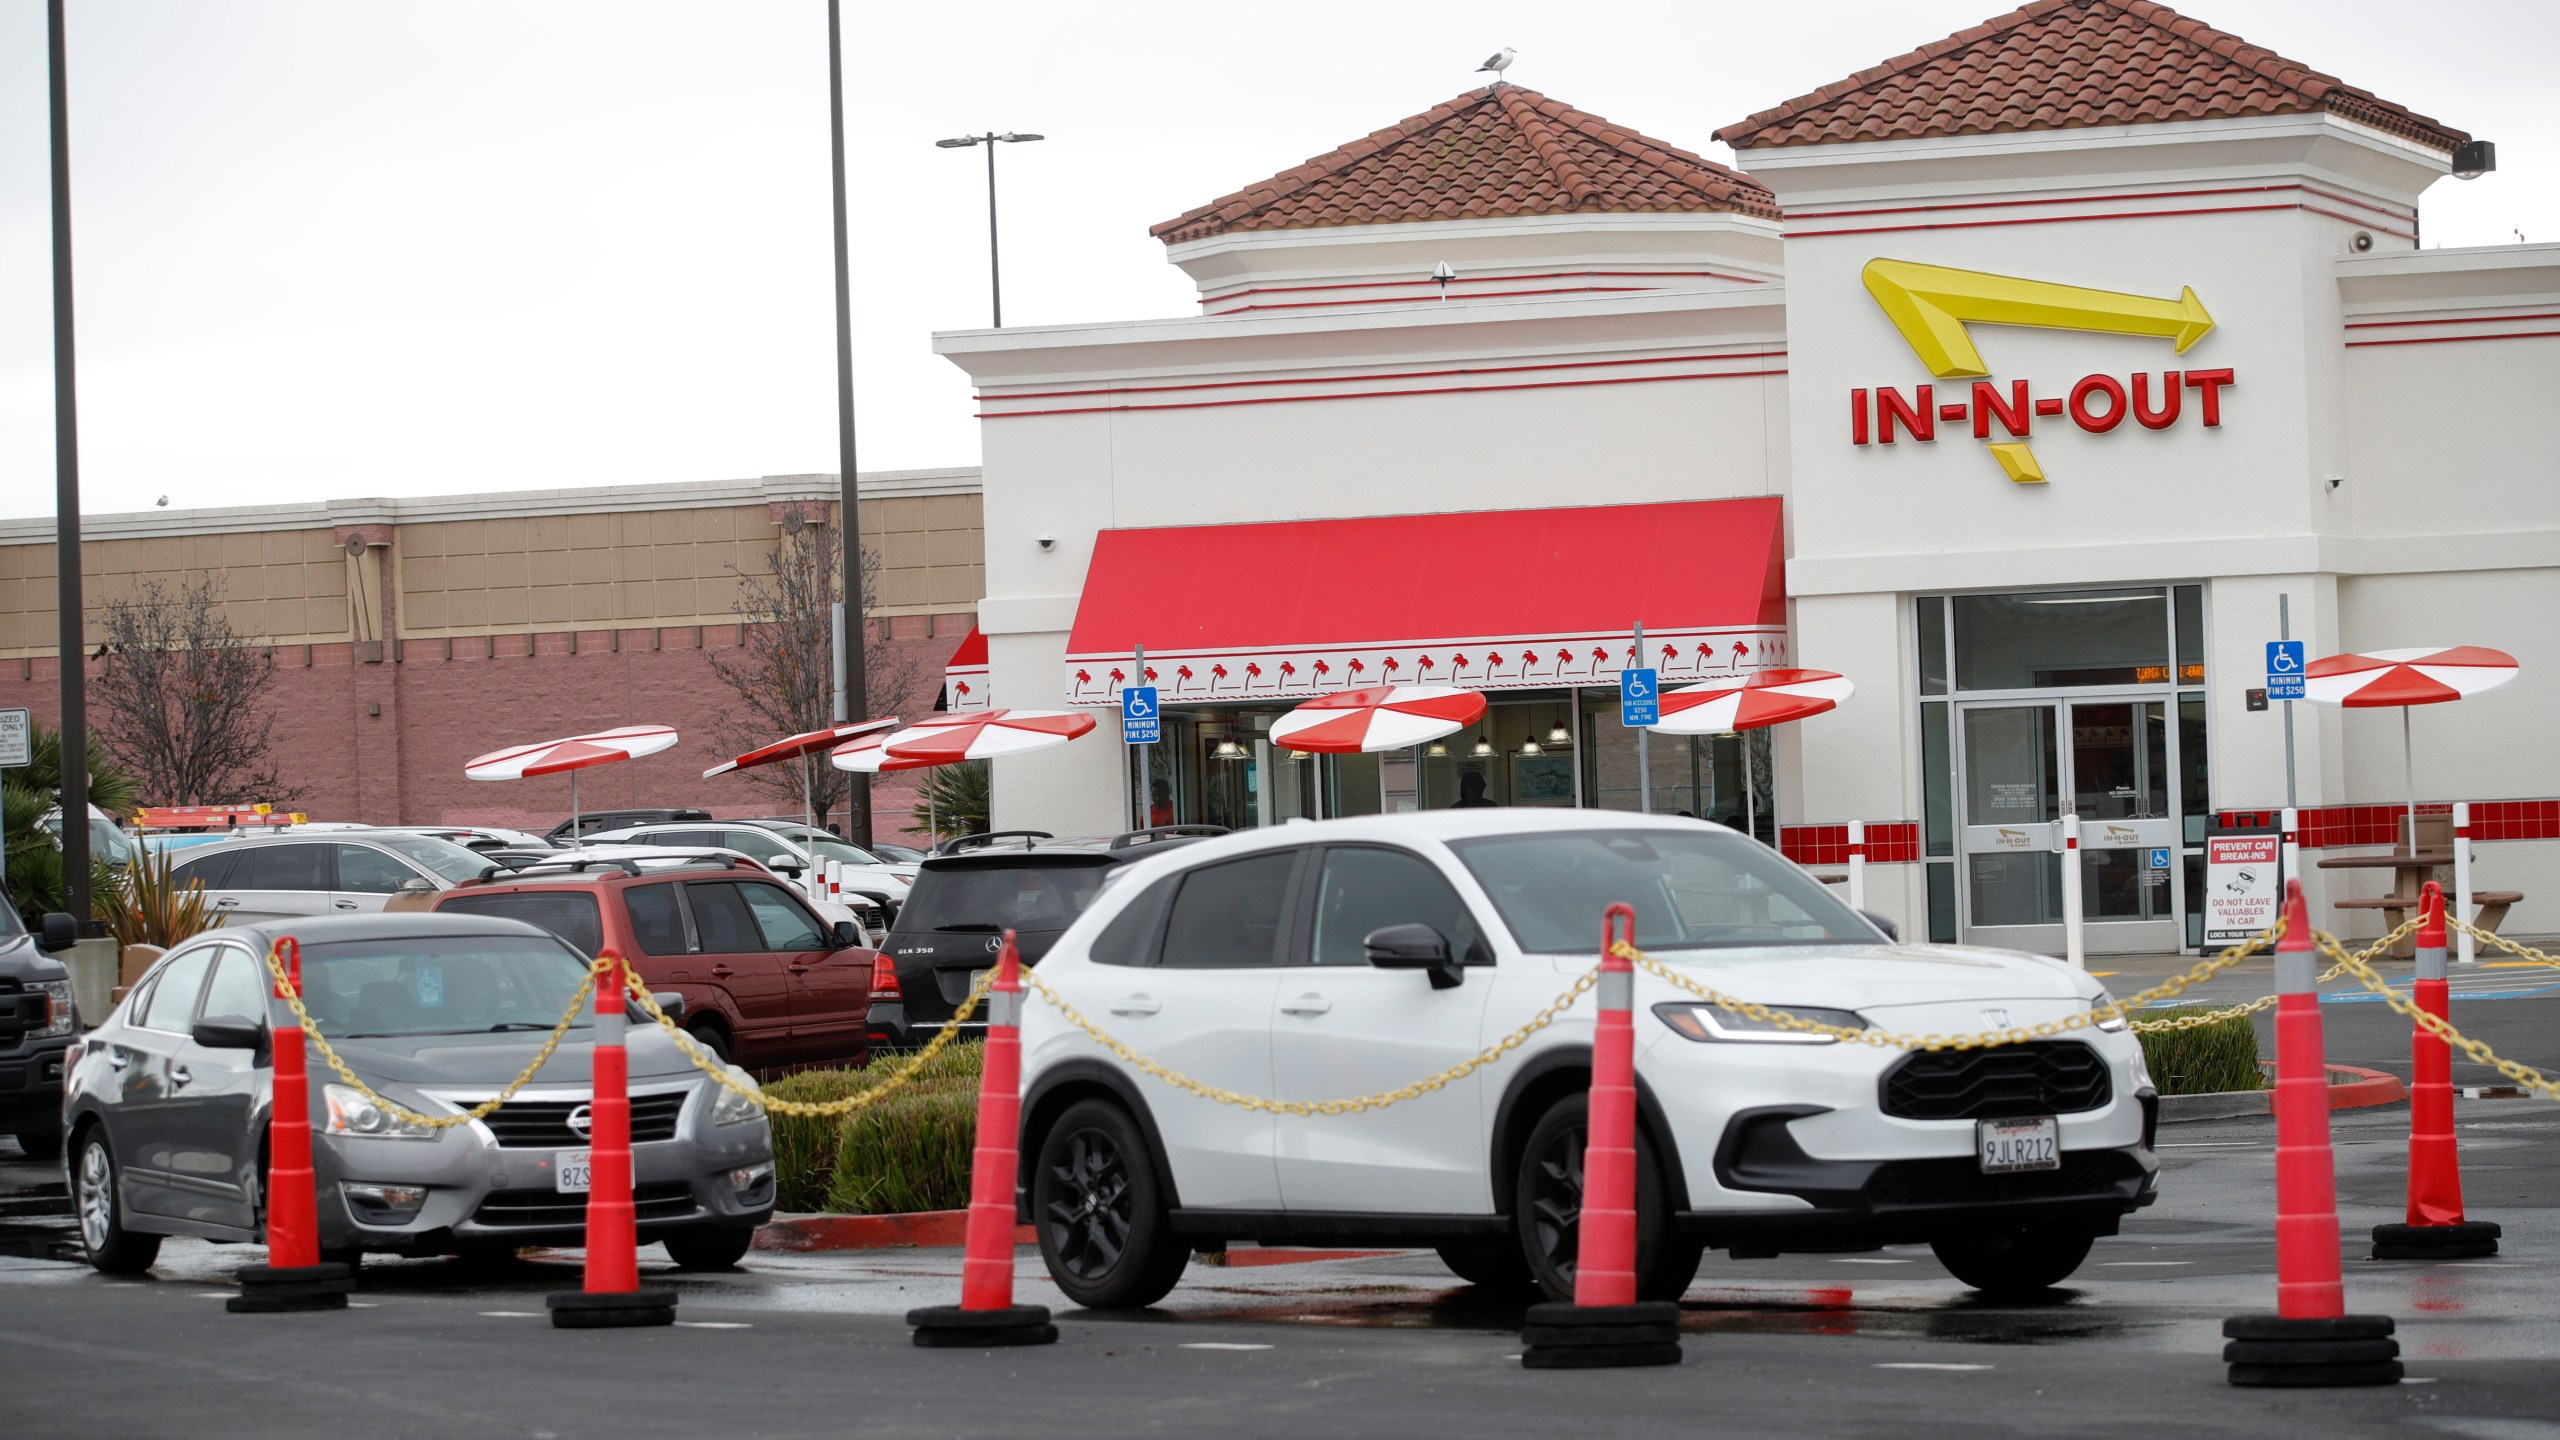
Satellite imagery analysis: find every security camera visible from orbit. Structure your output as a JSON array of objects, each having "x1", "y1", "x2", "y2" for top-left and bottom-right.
[{"x1": 1036, "y1": 535, "x2": 1055, "y2": 551}]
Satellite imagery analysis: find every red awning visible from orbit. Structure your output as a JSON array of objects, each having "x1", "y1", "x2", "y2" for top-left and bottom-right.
[
  {"x1": 941, "y1": 626, "x2": 989, "y2": 712},
  {"x1": 1062, "y1": 499, "x2": 1787, "y2": 705}
]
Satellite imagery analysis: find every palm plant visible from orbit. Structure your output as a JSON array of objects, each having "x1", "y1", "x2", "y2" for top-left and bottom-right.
[
  {"x1": 4, "y1": 722, "x2": 140, "y2": 928},
  {"x1": 90, "y1": 846, "x2": 221, "y2": 950},
  {"x1": 909, "y1": 760, "x2": 990, "y2": 843}
]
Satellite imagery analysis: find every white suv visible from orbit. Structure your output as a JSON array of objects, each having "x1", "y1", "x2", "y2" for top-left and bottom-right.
[
  {"x1": 584, "y1": 822, "x2": 915, "y2": 916},
  {"x1": 1015, "y1": 811, "x2": 2157, "y2": 1309}
]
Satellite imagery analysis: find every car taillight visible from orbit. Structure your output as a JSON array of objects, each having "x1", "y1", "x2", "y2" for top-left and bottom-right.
[{"x1": 869, "y1": 952, "x2": 901, "y2": 1001}]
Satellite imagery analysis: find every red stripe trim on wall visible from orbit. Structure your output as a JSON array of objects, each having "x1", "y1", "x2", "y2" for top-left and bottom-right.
[
  {"x1": 1782, "y1": 822, "x2": 1923, "y2": 866},
  {"x1": 1789, "y1": 201, "x2": 2414, "y2": 242},
  {"x1": 2215, "y1": 801, "x2": 2560, "y2": 847},
  {"x1": 977, "y1": 367, "x2": 1787, "y2": 420},
  {"x1": 978, "y1": 350, "x2": 1788, "y2": 403},
  {"x1": 2344, "y1": 329, "x2": 2560, "y2": 349},
  {"x1": 1787, "y1": 182, "x2": 2411, "y2": 227},
  {"x1": 1199, "y1": 268, "x2": 1771, "y2": 304},
  {"x1": 1208, "y1": 285, "x2": 1663, "y2": 314},
  {"x1": 2345, "y1": 310, "x2": 2560, "y2": 330}
]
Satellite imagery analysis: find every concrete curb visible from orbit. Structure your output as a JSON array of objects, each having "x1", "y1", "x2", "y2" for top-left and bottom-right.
[
  {"x1": 2160, "y1": 1064, "x2": 2406, "y2": 1123},
  {"x1": 749, "y1": 1211, "x2": 1403, "y2": 1266}
]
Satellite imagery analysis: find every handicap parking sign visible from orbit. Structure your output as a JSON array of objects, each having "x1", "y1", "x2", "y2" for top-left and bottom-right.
[
  {"x1": 2265, "y1": 641, "x2": 2305, "y2": 701},
  {"x1": 1619, "y1": 668, "x2": 1660, "y2": 727},
  {"x1": 1122, "y1": 685, "x2": 1160, "y2": 744}
]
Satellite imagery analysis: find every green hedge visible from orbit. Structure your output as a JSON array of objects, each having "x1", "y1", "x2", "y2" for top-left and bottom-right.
[
  {"x1": 2138, "y1": 1008, "x2": 2266, "y2": 1096},
  {"x1": 766, "y1": 1043, "x2": 983, "y2": 1214}
]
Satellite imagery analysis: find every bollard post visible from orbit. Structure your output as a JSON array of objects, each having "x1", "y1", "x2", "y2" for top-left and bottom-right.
[
  {"x1": 2451, "y1": 803, "x2": 2475, "y2": 966},
  {"x1": 2280, "y1": 807, "x2": 2301, "y2": 904},
  {"x1": 2059, "y1": 814, "x2": 2085, "y2": 970},
  {"x1": 550, "y1": 953, "x2": 676, "y2": 1328},
  {"x1": 232, "y1": 936, "x2": 354, "y2": 1313},
  {"x1": 1521, "y1": 904, "x2": 1680, "y2": 1370},
  {"x1": 2224, "y1": 880, "x2": 2401, "y2": 1386},
  {"x1": 2373, "y1": 882, "x2": 2500, "y2": 1259},
  {"x1": 1846, "y1": 820, "x2": 1866, "y2": 912},
  {"x1": 910, "y1": 929, "x2": 1056, "y2": 1347}
]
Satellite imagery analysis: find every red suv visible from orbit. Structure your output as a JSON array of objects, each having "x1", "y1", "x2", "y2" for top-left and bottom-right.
[{"x1": 432, "y1": 855, "x2": 876, "y2": 1071}]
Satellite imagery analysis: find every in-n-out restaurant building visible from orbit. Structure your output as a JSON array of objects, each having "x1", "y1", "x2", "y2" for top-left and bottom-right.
[{"x1": 934, "y1": 0, "x2": 2559, "y2": 954}]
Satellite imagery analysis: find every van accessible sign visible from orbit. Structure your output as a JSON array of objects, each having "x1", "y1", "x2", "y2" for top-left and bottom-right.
[
  {"x1": 1851, "y1": 259, "x2": 2232, "y2": 486},
  {"x1": 2204, "y1": 826, "x2": 2283, "y2": 944}
]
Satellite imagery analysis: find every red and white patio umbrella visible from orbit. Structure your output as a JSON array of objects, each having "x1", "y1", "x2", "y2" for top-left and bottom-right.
[
  {"x1": 828, "y1": 730, "x2": 942, "y2": 774},
  {"x1": 704, "y1": 719, "x2": 899, "y2": 840},
  {"x1": 1646, "y1": 669, "x2": 1857, "y2": 842},
  {"x1": 880, "y1": 708, "x2": 1097, "y2": 763},
  {"x1": 465, "y1": 724, "x2": 680, "y2": 838},
  {"x1": 1270, "y1": 685, "x2": 1487, "y2": 754},
  {"x1": 2304, "y1": 646, "x2": 2520, "y2": 845}
]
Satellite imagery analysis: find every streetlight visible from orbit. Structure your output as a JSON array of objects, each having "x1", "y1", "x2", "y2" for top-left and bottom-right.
[{"x1": 935, "y1": 131, "x2": 1043, "y2": 327}]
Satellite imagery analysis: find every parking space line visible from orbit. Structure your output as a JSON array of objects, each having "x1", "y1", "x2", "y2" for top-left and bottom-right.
[
  {"x1": 674, "y1": 1321, "x2": 752, "y2": 1329},
  {"x1": 1827, "y1": 1258, "x2": 1912, "y2": 1264},
  {"x1": 478, "y1": 1310, "x2": 543, "y2": 1318},
  {"x1": 2100, "y1": 1261, "x2": 2191, "y2": 1267},
  {"x1": 1874, "y1": 1362, "x2": 1993, "y2": 1371},
  {"x1": 1181, "y1": 1342, "x2": 1275, "y2": 1351}
]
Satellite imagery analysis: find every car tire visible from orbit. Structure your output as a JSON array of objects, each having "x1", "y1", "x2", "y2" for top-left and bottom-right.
[
  {"x1": 1514, "y1": 1094, "x2": 1702, "y2": 1305},
  {"x1": 1435, "y1": 1238, "x2": 1535, "y2": 1292},
  {"x1": 74, "y1": 1131, "x2": 161, "y2": 1276},
  {"x1": 1931, "y1": 1229, "x2": 2095, "y2": 1294},
  {"x1": 1031, "y1": 1099, "x2": 1188, "y2": 1310},
  {"x1": 684, "y1": 1019, "x2": 732, "y2": 1063},
  {"x1": 14, "y1": 1130, "x2": 64, "y2": 1163},
  {"x1": 662, "y1": 1225, "x2": 757, "y2": 1271}
]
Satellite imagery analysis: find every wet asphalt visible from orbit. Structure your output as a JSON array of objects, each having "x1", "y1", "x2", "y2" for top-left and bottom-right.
[{"x1": 3, "y1": 1090, "x2": 2558, "y2": 1440}]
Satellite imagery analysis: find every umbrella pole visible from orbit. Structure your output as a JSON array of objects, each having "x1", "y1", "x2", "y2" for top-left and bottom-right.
[
  {"x1": 570, "y1": 768, "x2": 580, "y2": 844},
  {"x1": 2404, "y1": 706, "x2": 2417, "y2": 852},
  {"x1": 803, "y1": 752, "x2": 815, "y2": 840},
  {"x1": 1741, "y1": 731, "x2": 1757, "y2": 845}
]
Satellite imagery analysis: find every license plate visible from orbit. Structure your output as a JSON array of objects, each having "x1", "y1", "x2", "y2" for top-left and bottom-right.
[
  {"x1": 555, "y1": 1149, "x2": 592, "y2": 1194},
  {"x1": 1976, "y1": 1117, "x2": 2059, "y2": 1174},
  {"x1": 969, "y1": 968, "x2": 991, "y2": 991}
]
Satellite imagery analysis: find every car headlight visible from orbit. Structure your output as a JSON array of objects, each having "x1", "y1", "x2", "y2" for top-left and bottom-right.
[
  {"x1": 32, "y1": 979, "x2": 76, "y2": 1039},
  {"x1": 1653, "y1": 1002, "x2": 1865, "y2": 1044},
  {"x1": 322, "y1": 1083, "x2": 441, "y2": 1140},
  {"x1": 711, "y1": 1066, "x2": 764, "y2": 1126},
  {"x1": 2091, "y1": 990, "x2": 2129, "y2": 1033}
]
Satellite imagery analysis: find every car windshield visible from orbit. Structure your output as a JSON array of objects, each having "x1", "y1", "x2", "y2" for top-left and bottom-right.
[
  {"x1": 1451, "y1": 829, "x2": 1878, "y2": 955},
  {"x1": 300, "y1": 934, "x2": 594, "y2": 1038},
  {"x1": 901, "y1": 862, "x2": 1108, "y2": 934},
  {"x1": 758, "y1": 825, "x2": 880, "y2": 867},
  {"x1": 372, "y1": 833, "x2": 495, "y2": 885},
  {"x1": 0, "y1": 899, "x2": 22, "y2": 939}
]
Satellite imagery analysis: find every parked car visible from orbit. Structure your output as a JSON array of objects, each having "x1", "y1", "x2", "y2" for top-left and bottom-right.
[
  {"x1": 62, "y1": 913, "x2": 775, "y2": 1273},
  {"x1": 165, "y1": 833, "x2": 493, "y2": 925},
  {"x1": 0, "y1": 904, "x2": 82, "y2": 1160},
  {"x1": 870, "y1": 827, "x2": 1224, "y2": 1051},
  {"x1": 432, "y1": 854, "x2": 876, "y2": 1070},
  {"x1": 530, "y1": 844, "x2": 883, "y2": 939},
  {"x1": 369, "y1": 825, "x2": 556, "y2": 855},
  {"x1": 868, "y1": 842, "x2": 928, "y2": 864},
  {"x1": 546, "y1": 808, "x2": 711, "y2": 845},
  {"x1": 584, "y1": 820, "x2": 916, "y2": 919},
  {"x1": 1009, "y1": 811, "x2": 2158, "y2": 1310}
]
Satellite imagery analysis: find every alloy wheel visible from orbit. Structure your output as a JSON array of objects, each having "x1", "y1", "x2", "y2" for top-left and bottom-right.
[
  {"x1": 1528, "y1": 1123, "x2": 1585, "y2": 1281},
  {"x1": 1044, "y1": 1128, "x2": 1133, "y2": 1281},
  {"x1": 78, "y1": 1139, "x2": 114, "y2": 1253}
]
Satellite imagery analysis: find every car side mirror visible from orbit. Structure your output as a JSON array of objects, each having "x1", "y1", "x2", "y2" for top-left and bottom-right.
[
  {"x1": 650, "y1": 991, "x2": 686, "y2": 1022},
  {"x1": 191, "y1": 1016, "x2": 269, "y2": 1057},
  {"x1": 1858, "y1": 909, "x2": 1900, "y2": 943},
  {"x1": 829, "y1": 920, "x2": 863, "y2": 950},
  {"x1": 1364, "y1": 923, "x2": 1463, "y2": 990},
  {"x1": 773, "y1": 862, "x2": 805, "y2": 878},
  {"x1": 39, "y1": 912, "x2": 79, "y2": 953},
  {"x1": 398, "y1": 878, "x2": 435, "y2": 894}
]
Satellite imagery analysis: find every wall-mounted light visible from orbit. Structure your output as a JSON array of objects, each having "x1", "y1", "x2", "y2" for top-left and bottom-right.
[{"x1": 2452, "y1": 139, "x2": 2496, "y2": 181}]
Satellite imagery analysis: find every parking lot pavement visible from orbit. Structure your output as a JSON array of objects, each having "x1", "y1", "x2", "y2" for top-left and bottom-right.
[{"x1": 4, "y1": 1101, "x2": 2558, "y2": 1439}]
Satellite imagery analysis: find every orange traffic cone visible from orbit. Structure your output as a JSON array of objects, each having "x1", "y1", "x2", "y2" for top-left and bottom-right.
[{"x1": 2372, "y1": 883, "x2": 2500, "y2": 1259}]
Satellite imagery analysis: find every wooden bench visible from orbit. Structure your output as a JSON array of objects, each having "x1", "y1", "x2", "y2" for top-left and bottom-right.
[{"x1": 2332, "y1": 891, "x2": 2523, "y2": 940}]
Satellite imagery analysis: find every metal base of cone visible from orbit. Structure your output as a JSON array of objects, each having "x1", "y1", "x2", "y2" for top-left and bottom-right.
[
  {"x1": 547, "y1": 1288, "x2": 678, "y2": 1328},
  {"x1": 2372, "y1": 1220, "x2": 2502, "y2": 1259},
  {"x1": 227, "y1": 1262, "x2": 353, "y2": 1313},
  {"x1": 1520, "y1": 1300, "x2": 1682, "y2": 1369},
  {"x1": 907, "y1": 1303, "x2": 1057, "y2": 1348},
  {"x1": 2223, "y1": 1315, "x2": 2400, "y2": 1387}
]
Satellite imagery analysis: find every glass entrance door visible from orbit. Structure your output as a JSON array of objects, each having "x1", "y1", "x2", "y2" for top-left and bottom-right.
[{"x1": 1957, "y1": 696, "x2": 2186, "y2": 953}]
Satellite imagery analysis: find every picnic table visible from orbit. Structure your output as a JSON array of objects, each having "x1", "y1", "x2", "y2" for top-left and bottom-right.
[{"x1": 2317, "y1": 851, "x2": 2521, "y2": 958}]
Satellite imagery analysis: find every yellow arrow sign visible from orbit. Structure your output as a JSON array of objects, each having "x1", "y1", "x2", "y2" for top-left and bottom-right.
[{"x1": 1862, "y1": 258, "x2": 2215, "y2": 379}]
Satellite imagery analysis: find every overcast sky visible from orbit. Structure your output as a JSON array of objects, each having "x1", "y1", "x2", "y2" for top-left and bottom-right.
[{"x1": 3, "y1": 0, "x2": 2552, "y2": 521}]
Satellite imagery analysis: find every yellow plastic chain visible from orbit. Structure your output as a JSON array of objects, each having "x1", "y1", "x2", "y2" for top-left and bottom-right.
[
  {"x1": 623, "y1": 967, "x2": 993, "y2": 1117},
  {"x1": 260, "y1": 942, "x2": 595, "y2": 1130},
  {"x1": 2450, "y1": 916, "x2": 2560, "y2": 971},
  {"x1": 2321, "y1": 931, "x2": 2560, "y2": 1102},
  {"x1": 1018, "y1": 965, "x2": 1599, "y2": 1115}
]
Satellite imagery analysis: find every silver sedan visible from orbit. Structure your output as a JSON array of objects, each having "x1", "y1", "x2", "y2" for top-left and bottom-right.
[{"x1": 61, "y1": 913, "x2": 775, "y2": 1274}]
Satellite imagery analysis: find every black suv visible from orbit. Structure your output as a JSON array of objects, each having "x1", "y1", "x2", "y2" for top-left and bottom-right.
[
  {"x1": 0, "y1": 902, "x2": 81, "y2": 1160},
  {"x1": 545, "y1": 808, "x2": 712, "y2": 844},
  {"x1": 868, "y1": 828, "x2": 1223, "y2": 1050}
]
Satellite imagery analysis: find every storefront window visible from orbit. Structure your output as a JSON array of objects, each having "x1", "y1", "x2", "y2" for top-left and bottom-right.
[
  {"x1": 2179, "y1": 692, "x2": 2209, "y2": 844},
  {"x1": 1916, "y1": 595, "x2": 1948, "y2": 695},
  {"x1": 1921, "y1": 703, "x2": 1952, "y2": 857},
  {"x1": 1952, "y1": 588, "x2": 2169, "y2": 691},
  {"x1": 2174, "y1": 584, "x2": 2204, "y2": 684}
]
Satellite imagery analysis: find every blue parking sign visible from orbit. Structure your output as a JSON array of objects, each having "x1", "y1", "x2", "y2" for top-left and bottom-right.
[
  {"x1": 2147, "y1": 847, "x2": 2170, "y2": 870},
  {"x1": 2266, "y1": 641, "x2": 2305, "y2": 701},
  {"x1": 1619, "y1": 668, "x2": 1660, "y2": 727},
  {"x1": 1122, "y1": 685, "x2": 1160, "y2": 744}
]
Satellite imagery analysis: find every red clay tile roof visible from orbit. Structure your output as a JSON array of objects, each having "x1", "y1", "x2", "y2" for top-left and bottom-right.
[
  {"x1": 1152, "y1": 84, "x2": 1781, "y2": 245},
  {"x1": 1716, "y1": 0, "x2": 2467, "y2": 153}
]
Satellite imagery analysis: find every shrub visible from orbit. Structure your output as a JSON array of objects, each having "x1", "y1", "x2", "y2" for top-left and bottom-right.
[
  {"x1": 2138, "y1": 1008, "x2": 2266, "y2": 1095},
  {"x1": 91, "y1": 847, "x2": 222, "y2": 950},
  {"x1": 766, "y1": 1043, "x2": 984, "y2": 1213}
]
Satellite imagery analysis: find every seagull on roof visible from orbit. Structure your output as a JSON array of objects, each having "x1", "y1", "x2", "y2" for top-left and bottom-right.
[{"x1": 1477, "y1": 48, "x2": 1515, "y2": 78}]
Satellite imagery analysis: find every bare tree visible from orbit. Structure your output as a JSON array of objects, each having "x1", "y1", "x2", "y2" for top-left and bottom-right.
[
  {"x1": 91, "y1": 575, "x2": 294, "y2": 808},
  {"x1": 705, "y1": 521, "x2": 919, "y2": 828}
]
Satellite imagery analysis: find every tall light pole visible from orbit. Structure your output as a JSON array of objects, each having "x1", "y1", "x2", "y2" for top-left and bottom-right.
[
  {"x1": 48, "y1": 0, "x2": 91, "y2": 918},
  {"x1": 826, "y1": 0, "x2": 872, "y2": 847},
  {"x1": 934, "y1": 132, "x2": 1043, "y2": 327}
]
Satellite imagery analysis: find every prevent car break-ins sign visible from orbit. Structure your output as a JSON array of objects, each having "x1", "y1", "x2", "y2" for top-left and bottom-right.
[{"x1": 2204, "y1": 832, "x2": 2282, "y2": 944}]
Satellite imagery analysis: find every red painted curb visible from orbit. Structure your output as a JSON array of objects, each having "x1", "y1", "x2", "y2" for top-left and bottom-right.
[
  {"x1": 752, "y1": 1211, "x2": 1033, "y2": 1252},
  {"x1": 2323, "y1": 1063, "x2": 2407, "y2": 1111}
]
